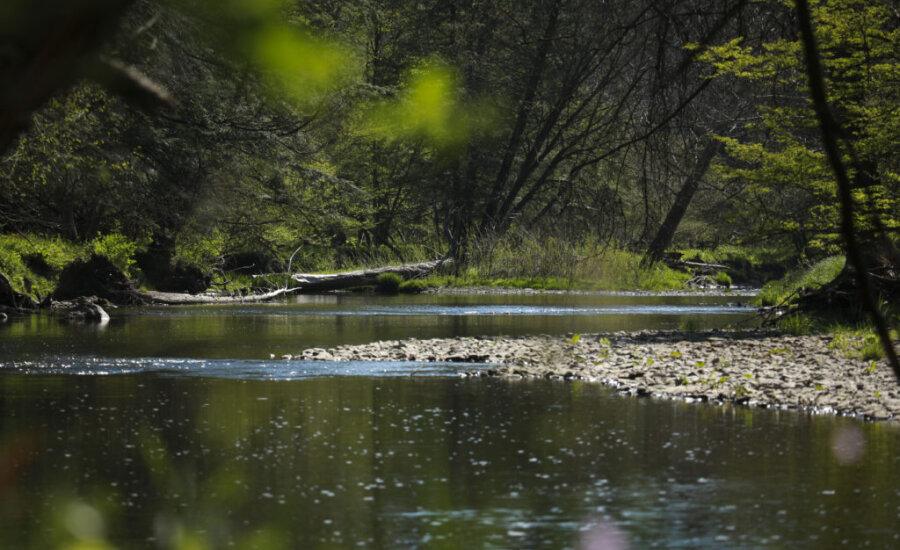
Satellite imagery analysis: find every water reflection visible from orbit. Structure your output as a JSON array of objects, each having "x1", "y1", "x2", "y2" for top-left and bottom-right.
[
  {"x1": 1, "y1": 375, "x2": 898, "y2": 548},
  {"x1": 0, "y1": 294, "x2": 756, "y2": 361}
]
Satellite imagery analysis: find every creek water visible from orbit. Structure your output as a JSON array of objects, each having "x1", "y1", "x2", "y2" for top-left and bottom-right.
[{"x1": 0, "y1": 293, "x2": 898, "y2": 548}]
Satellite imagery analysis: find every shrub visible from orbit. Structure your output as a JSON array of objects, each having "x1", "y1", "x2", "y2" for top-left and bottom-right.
[
  {"x1": 713, "y1": 271, "x2": 732, "y2": 287},
  {"x1": 0, "y1": 233, "x2": 84, "y2": 298},
  {"x1": 375, "y1": 272, "x2": 403, "y2": 293},
  {"x1": 399, "y1": 279, "x2": 428, "y2": 293},
  {"x1": 90, "y1": 233, "x2": 144, "y2": 277}
]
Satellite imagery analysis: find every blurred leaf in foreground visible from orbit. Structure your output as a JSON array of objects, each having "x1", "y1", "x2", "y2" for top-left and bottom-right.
[{"x1": 364, "y1": 60, "x2": 497, "y2": 151}]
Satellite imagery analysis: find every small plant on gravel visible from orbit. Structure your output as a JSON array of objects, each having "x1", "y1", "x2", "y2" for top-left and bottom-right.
[
  {"x1": 859, "y1": 336, "x2": 884, "y2": 361},
  {"x1": 679, "y1": 318, "x2": 699, "y2": 332},
  {"x1": 777, "y1": 313, "x2": 815, "y2": 335},
  {"x1": 829, "y1": 326, "x2": 886, "y2": 361}
]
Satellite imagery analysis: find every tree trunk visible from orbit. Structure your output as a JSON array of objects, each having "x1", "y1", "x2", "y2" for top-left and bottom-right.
[{"x1": 642, "y1": 137, "x2": 718, "y2": 267}]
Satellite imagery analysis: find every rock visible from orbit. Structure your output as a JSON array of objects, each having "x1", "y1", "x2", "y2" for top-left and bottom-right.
[
  {"x1": 0, "y1": 271, "x2": 37, "y2": 309},
  {"x1": 155, "y1": 264, "x2": 211, "y2": 294},
  {"x1": 54, "y1": 254, "x2": 135, "y2": 304},
  {"x1": 65, "y1": 297, "x2": 110, "y2": 324}
]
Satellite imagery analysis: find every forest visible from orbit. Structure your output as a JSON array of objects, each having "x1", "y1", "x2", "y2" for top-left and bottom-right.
[{"x1": 0, "y1": 0, "x2": 898, "y2": 324}]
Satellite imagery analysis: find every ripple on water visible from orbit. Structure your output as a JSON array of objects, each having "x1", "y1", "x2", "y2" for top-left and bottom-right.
[{"x1": 0, "y1": 357, "x2": 487, "y2": 379}]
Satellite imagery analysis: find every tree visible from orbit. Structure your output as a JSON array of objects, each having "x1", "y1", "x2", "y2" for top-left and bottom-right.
[
  {"x1": 792, "y1": 0, "x2": 899, "y2": 380},
  {"x1": 699, "y1": 0, "x2": 900, "y2": 259}
]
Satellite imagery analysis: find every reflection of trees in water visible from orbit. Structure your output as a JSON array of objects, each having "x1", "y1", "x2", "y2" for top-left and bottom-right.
[{"x1": 1, "y1": 375, "x2": 899, "y2": 548}]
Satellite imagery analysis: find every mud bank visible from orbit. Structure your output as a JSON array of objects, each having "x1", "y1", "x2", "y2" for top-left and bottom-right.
[{"x1": 297, "y1": 330, "x2": 900, "y2": 421}]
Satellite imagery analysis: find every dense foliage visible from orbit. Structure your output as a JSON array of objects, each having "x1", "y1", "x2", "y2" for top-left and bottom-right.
[{"x1": 0, "y1": 0, "x2": 898, "y2": 297}]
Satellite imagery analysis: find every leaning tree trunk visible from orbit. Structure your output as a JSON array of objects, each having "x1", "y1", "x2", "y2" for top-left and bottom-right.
[{"x1": 642, "y1": 138, "x2": 719, "y2": 267}]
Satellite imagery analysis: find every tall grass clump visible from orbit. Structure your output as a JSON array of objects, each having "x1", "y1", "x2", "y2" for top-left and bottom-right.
[
  {"x1": 776, "y1": 313, "x2": 816, "y2": 335},
  {"x1": 459, "y1": 228, "x2": 689, "y2": 291},
  {"x1": 756, "y1": 255, "x2": 845, "y2": 306}
]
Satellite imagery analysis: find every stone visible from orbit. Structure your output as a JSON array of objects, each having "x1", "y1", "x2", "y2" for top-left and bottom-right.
[{"x1": 54, "y1": 254, "x2": 134, "y2": 303}]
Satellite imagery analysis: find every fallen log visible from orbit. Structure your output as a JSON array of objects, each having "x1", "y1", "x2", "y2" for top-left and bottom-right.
[
  {"x1": 663, "y1": 258, "x2": 730, "y2": 274},
  {"x1": 137, "y1": 287, "x2": 299, "y2": 305},
  {"x1": 275, "y1": 259, "x2": 453, "y2": 292}
]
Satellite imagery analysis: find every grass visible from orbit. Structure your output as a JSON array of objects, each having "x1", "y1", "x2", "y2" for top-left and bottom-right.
[
  {"x1": 756, "y1": 255, "x2": 845, "y2": 306},
  {"x1": 459, "y1": 231, "x2": 691, "y2": 291},
  {"x1": 679, "y1": 244, "x2": 794, "y2": 268},
  {"x1": 0, "y1": 226, "x2": 797, "y2": 299},
  {"x1": 776, "y1": 313, "x2": 816, "y2": 335}
]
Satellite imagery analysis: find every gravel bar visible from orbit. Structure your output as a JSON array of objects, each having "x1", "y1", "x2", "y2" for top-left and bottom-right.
[{"x1": 295, "y1": 329, "x2": 900, "y2": 421}]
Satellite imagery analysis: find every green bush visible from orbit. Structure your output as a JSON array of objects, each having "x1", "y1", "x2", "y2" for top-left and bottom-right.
[
  {"x1": 0, "y1": 233, "x2": 84, "y2": 298},
  {"x1": 375, "y1": 272, "x2": 403, "y2": 293},
  {"x1": 713, "y1": 271, "x2": 732, "y2": 287},
  {"x1": 175, "y1": 228, "x2": 226, "y2": 270},
  {"x1": 90, "y1": 233, "x2": 144, "y2": 277},
  {"x1": 399, "y1": 279, "x2": 428, "y2": 293}
]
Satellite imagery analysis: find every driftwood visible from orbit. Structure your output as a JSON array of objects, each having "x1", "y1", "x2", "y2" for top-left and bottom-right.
[
  {"x1": 132, "y1": 259, "x2": 452, "y2": 304},
  {"x1": 136, "y1": 288, "x2": 299, "y2": 305},
  {"x1": 662, "y1": 258, "x2": 729, "y2": 275},
  {"x1": 282, "y1": 259, "x2": 453, "y2": 292}
]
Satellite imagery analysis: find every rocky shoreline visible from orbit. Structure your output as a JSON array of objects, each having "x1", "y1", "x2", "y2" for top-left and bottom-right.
[{"x1": 296, "y1": 329, "x2": 900, "y2": 421}]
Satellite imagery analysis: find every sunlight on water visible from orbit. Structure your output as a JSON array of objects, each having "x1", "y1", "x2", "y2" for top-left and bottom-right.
[{"x1": 2, "y1": 357, "x2": 482, "y2": 379}]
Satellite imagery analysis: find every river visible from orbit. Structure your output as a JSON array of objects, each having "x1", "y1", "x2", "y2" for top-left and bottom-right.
[{"x1": 1, "y1": 293, "x2": 898, "y2": 548}]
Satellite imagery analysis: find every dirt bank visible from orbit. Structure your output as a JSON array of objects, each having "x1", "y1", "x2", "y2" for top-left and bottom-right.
[{"x1": 296, "y1": 329, "x2": 900, "y2": 421}]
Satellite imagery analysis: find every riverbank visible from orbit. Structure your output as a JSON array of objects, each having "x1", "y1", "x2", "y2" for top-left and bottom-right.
[{"x1": 296, "y1": 329, "x2": 900, "y2": 421}]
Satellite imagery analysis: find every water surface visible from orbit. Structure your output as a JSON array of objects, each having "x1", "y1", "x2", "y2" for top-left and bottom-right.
[
  {"x1": 1, "y1": 293, "x2": 897, "y2": 548},
  {"x1": 1, "y1": 293, "x2": 754, "y2": 360}
]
